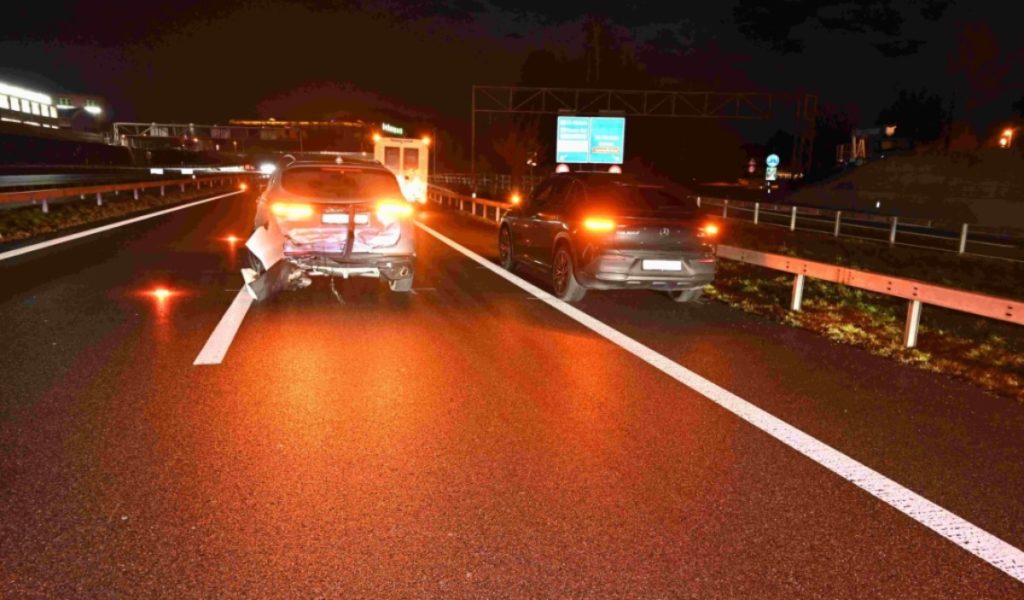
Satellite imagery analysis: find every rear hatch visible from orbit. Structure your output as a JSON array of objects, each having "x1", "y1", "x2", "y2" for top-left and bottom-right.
[
  {"x1": 271, "y1": 165, "x2": 410, "y2": 254},
  {"x1": 579, "y1": 183, "x2": 711, "y2": 252}
]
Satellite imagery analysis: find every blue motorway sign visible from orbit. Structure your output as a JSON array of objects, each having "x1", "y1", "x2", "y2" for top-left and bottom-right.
[{"x1": 556, "y1": 116, "x2": 626, "y2": 164}]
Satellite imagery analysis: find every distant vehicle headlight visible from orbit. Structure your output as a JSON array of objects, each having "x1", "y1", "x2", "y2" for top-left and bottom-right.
[{"x1": 259, "y1": 163, "x2": 277, "y2": 175}]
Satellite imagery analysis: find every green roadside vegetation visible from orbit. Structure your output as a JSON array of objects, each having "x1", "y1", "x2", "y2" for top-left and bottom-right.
[
  {"x1": 0, "y1": 183, "x2": 241, "y2": 243},
  {"x1": 708, "y1": 219, "x2": 1023, "y2": 402}
]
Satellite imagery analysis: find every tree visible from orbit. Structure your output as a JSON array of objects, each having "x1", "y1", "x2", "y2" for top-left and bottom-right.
[
  {"x1": 876, "y1": 89, "x2": 951, "y2": 143},
  {"x1": 492, "y1": 120, "x2": 545, "y2": 177},
  {"x1": 733, "y1": 0, "x2": 955, "y2": 56}
]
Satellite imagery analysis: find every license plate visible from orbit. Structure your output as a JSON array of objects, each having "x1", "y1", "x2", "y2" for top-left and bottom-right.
[
  {"x1": 321, "y1": 213, "x2": 349, "y2": 224},
  {"x1": 642, "y1": 259, "x2": 683, "y2": 271}
]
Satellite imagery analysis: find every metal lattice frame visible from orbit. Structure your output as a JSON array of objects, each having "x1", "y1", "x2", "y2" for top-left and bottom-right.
[{"x1": 470, "y1": 85, "x2": 818, "y2": 183}]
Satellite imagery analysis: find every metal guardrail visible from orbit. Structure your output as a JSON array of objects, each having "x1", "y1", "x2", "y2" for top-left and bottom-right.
[
  {"x1": 716, "y1": 245, "x2": 1022, "y2": 348},
  {"x1": 431, "y1": 173, "x2": 1023, "y2": 261},
  {"x1": 0, "y1": 174, "x2": 248, "y2": 213},
  {"x1": 695, "y1": 195, "x2": 1024, "y2": 262},
  {"x1": 428, "y1": 184, "x2": 1022, "y2": 348}
]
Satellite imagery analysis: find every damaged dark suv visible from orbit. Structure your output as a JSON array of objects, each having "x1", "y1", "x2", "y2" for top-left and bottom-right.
[{"x1": 245, "y1": 154, "x2": 417, "y2": 299}]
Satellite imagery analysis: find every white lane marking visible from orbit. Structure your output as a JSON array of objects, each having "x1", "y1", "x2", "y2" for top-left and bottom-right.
[
  {"x1": 0, "y1": 190, "x2": 243, "y2": 262},
  {"x1": 193, "y1": 288, "x2": 253, "y2": 365},
  {"x1": 414, "y1": 219, "x2": 1024, "y2": 584}
]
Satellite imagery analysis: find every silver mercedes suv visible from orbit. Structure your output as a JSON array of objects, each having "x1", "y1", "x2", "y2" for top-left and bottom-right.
[{"x1": 248, "y1": 154, "x2": 416, "y2": 296}]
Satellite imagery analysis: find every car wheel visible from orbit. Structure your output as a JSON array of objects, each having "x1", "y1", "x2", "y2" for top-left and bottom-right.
[
  {"x1": 551, "y1": 244, "x2": 586, "y2": 302},
  {"x1": 668, "y1": 287, "x2": 704, "y2": 303},
  {"x1": 388, "y1": 274, "x2": 414, "y2": 292},
  {"x1": 498, "y1": 226, "x2": 515, "y2": 270}
]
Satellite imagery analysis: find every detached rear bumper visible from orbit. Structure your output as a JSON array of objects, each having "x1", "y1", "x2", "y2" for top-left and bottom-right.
[
  {"x1": 284, "y1": 252, "x2": 415, "y2": 280},
  {"x1": 577, "y1": 249, "x2": 716, "y2": 290}
]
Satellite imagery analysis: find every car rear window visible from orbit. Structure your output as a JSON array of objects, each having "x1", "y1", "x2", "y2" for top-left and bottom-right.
[
  {"x1": 587, "y1": 183, "x2": 696, "y2": 215},
  {"x1": 281, "y1": 167, "x2": 402, "y2": 199}
]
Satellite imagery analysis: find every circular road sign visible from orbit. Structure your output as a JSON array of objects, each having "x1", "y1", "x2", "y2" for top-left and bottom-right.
[{"x1": 766, "y1": 154, "x2": 781, "y2": 167}]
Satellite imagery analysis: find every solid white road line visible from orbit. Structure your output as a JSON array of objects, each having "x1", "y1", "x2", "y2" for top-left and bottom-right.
[
  {"x1": 414, "y1": 219, "x2": 1024, "y2": 584},
  {"x1": 0, "y1": 190, "x2": 243, "y2": 262},
  {"x1": 193, "y1": 288, "x2": 253, "y2": 366}
]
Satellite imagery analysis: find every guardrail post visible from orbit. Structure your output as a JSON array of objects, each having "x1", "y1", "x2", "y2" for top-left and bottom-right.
[
  {"x1": 834, "y1": 211, "x2": 842, "y2": 237},
  {"x1": 96, "y1": 192, "x2": 103, "y2": 206},
  {"x1": 180, "y1": 183, "x2": 185, "y2": 193},
  {"x1": 495, "y1": 208, "x2": 502, "y2": 223},
  {"x1": 133, "y1": 188, "x2": 139, "y2": 201},
  {"x1": 723, "y1": 200, "x2": 729, "y2": 218},
  {"x1": 789, "y1": 205, "x2": 798, "y2": 231},
  {"x1": 889, "y1": 216, "x2": 898, "y2": 245},
  {"x1": 958, "y1": 223, "x2": 969, "y2": 254},
  {"x1": 41, "y1": 199, "x2": 49, "y2": 213},
  {"x1": 753, "y1": 202, "x2": 760, "y2": 224},
  {"x1": 160, "y1": 185, "x2": 165, "y2": 197},
  {"x1": 903, "y1": 299, "x2": 922, "y2": 348},
  {"x1": 696, "y1": 196, "x2": 701, "y2": 207},
  {"x1": 790, "y1": 274, "x2": 805, "y2": 311}
]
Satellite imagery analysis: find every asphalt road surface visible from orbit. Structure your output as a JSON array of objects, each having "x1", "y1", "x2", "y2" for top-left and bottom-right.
[{"x1": 2, "y1": 191, "x2": 1023, "y2": 597}]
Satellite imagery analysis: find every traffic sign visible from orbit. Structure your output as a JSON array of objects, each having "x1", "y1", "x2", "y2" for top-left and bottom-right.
[
  {"x1": 556, "y1": 116, "x2": 625, "y2": 164},
  {"x1": 765, "y1": 166, "x2": 778, "y2": 181},
  {"x1": 747, "y1": 158, "x2": 756, "y2": 174},
  {"x1": 766, "y1": 154, "x2": 780, "y2": 168}
]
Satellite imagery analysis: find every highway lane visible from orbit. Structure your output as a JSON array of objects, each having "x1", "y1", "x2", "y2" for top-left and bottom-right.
[{"x1": 1, "y1": 193, "x2": 1023, "y2": 597}]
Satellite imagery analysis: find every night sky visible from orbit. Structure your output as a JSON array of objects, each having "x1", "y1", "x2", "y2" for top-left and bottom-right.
[{"x1": 2, "y1": 1, "x2": 1020, "y2": 131}]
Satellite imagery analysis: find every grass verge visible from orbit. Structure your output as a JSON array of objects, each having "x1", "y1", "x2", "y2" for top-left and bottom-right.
[{"x1": 709, "y1": 223, "x2": 1023, "y2": 402}]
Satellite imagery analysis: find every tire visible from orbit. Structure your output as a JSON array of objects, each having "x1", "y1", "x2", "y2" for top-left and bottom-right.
[
  {"x1": 498, "y1": 226, "x2": 515, "y2": 270},
  {"x1": 388, "y1": 274, "x2": 414, "y2": 292},
  {"x1": 668, "y1": 287, "x2": 704, "y2": 303},
  {"x1": 551, "y1": 244, "x2": 587, "y2": 302}
]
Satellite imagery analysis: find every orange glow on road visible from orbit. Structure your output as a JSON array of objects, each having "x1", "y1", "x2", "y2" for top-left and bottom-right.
[
  {"x1": 150, "y1": 287, "x2": 174, "y2": 300},
  {"x1": 239, "y1": 183, "x2": 248, "y2": 192},
  {"x1": 421, "y1": 135, "x2": 431, "y2": 145},
  {"x1": 510, "y1": 192, "x2": 521, "y2": 205},
  {"x1": 224, "y1": 235, "x2": 240, "y2": 244},
  {"x1": 703, "y1": 223, "x2": 720, "y2": 237}
]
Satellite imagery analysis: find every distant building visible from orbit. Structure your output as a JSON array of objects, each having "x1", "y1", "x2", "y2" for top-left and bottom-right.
[
  {"x1": 53, "y1": 93, "x2": 108, "y2": 131},
  {"x1": 0, "y1": 80, "x2": 61, "y2": 129},
  {"x1": 837, "y1": 125, "x2": 913, "y2": 164}
]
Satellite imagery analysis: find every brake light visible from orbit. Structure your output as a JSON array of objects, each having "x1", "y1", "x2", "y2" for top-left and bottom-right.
[
  {"x1": 702, "y1": 223, "x2": 720, "y2": 237},
  {"x1": 583, "y1": 217, "x2": 615, "y2": 232},
  {"x1": 376, "y1": 199, "x2": 414, "y2": 222},
  {"x1": 271, "y1": 203, "x2": 314, "y2": 220}
]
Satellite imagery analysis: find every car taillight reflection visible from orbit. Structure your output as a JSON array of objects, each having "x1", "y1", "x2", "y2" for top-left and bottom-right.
[
  {"x1": 271, "y1": 203, "x2": 314, "y2": 220},
  {"x1": 583, "y1": 217, "x2": 616, "y2": 232},
  {"x1": 376, "y1": 199, "x2": 414, "y2": 223}
]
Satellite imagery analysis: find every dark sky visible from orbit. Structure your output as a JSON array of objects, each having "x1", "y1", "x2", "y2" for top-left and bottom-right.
[{"x1": 1, "y1": 0, "x2": 1021, "y2": 131}]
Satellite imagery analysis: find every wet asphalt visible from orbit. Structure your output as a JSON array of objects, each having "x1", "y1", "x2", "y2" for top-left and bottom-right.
[{"x1": 1, "y1": 192, "x2": 1022, "y2": 598}]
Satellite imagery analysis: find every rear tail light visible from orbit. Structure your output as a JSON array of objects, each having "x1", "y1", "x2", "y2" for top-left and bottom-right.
[
  {"x1": 271, "y1": 203, "x2": 314, "y2": 220},
  {"x1": 702, "y1": 223, "x2": 720, "y2": 237},
  {"x1": 583, "y1": 217, "x2": 616, "y2": 232},
  {"x1": 376, "y1": 199, "x2": 414, "y2": 223}
]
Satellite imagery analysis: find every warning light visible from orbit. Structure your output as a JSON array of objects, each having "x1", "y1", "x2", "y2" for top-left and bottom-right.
[
  {"x1": 510, "y1": 192, "x2": 522, "y2": 205},
  {"x1": 150, "y1": 288, "x2": 173, "y2": 300},
  {"x1": 225, "y1": 235, "x2": 239, "y2": 244},
  {"x1": 372, "y1": 132, "x2": 382, "y2": 143},
  {"x1": 421, "y1": 135, "x2": 431, "y2": 146},
  {"x1": 239, "y1": 183, "x2": 248, "y2": 192}
]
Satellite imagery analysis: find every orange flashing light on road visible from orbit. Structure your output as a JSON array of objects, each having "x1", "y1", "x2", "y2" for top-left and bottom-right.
[
  {"x1": 239, "y1": 183, "x2": 248, "y2": 192},
  {"x1": 703, "y1": 223, "x2": 720, "y2": 237},
  {"x1": 372, "y1": 132, "x2": 382, "y2": 143},
  {"x1": 421, "y1": 135, "x2": 431, "y2": 145},
  {"x1": 510, "y1": 192, "x2": 522, "y2": 205},
  {"x1": 150, "y1": 287, "x2": 174, "y2": 300},
  {"x1": 583, "y1": 217, "x2": 615, "y2": 232},
  {"x1": 225, "y1": 235, "x2": 239, "y2": 244}
]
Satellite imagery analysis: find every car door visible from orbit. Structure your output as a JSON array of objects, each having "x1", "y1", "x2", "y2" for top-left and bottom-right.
[
  {"x1": 514, "y1": 179, "x2": 557, "y2": 266},
  {"x1": 528, "y1": 178, "x2": 575, "y2": 269}
]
